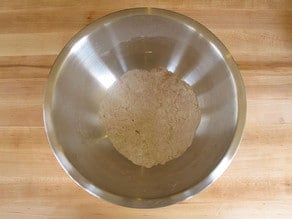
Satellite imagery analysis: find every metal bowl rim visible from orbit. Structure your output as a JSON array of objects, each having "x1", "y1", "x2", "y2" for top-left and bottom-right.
[{"x1": 43, "y1": 7, "x2": 247, "y2": 208}]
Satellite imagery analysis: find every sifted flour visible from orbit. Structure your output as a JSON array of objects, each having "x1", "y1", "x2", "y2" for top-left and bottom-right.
[{"x1": 99, "y1": 67, "x2": 200, "y2": 168}]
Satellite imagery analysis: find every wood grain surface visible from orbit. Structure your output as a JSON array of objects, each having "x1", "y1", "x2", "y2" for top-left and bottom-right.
[{"x1": 0, "y1": 1, "x2": 291, "y2": 218}]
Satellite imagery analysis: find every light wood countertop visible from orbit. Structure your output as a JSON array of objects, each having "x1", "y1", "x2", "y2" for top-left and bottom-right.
[{"x1": 0, "y1": 1, "x2": 291, "y2": 218}]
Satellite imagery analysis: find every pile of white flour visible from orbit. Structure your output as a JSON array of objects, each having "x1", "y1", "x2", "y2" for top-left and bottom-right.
[{"x1": 99, "y1": 68, "x2": 200, "y2": 168}]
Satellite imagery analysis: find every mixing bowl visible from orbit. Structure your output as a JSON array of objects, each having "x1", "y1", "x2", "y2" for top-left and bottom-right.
[{"x1": 43, "y1": 8, "x2": 246, "y2": 208}]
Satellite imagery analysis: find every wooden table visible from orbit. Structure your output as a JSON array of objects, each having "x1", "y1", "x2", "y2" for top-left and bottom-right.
[{"x1": 1, "y1": 1, "x2": 291, "y2": 218}]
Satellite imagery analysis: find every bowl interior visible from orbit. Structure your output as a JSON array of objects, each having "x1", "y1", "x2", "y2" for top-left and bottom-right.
[{"x1": 44, "y1": 8, "x2": 243, "y2": 207}]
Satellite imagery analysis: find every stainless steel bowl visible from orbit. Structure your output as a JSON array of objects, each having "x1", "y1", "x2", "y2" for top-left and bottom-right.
[{"x1": 44, "y1": 8, "x2": 246, "y2": 208}]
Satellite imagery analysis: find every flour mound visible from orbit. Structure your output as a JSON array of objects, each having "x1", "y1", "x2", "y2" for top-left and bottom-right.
[{"x1": 99, "y1": 68, "x2": 200, "y2": 168}]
